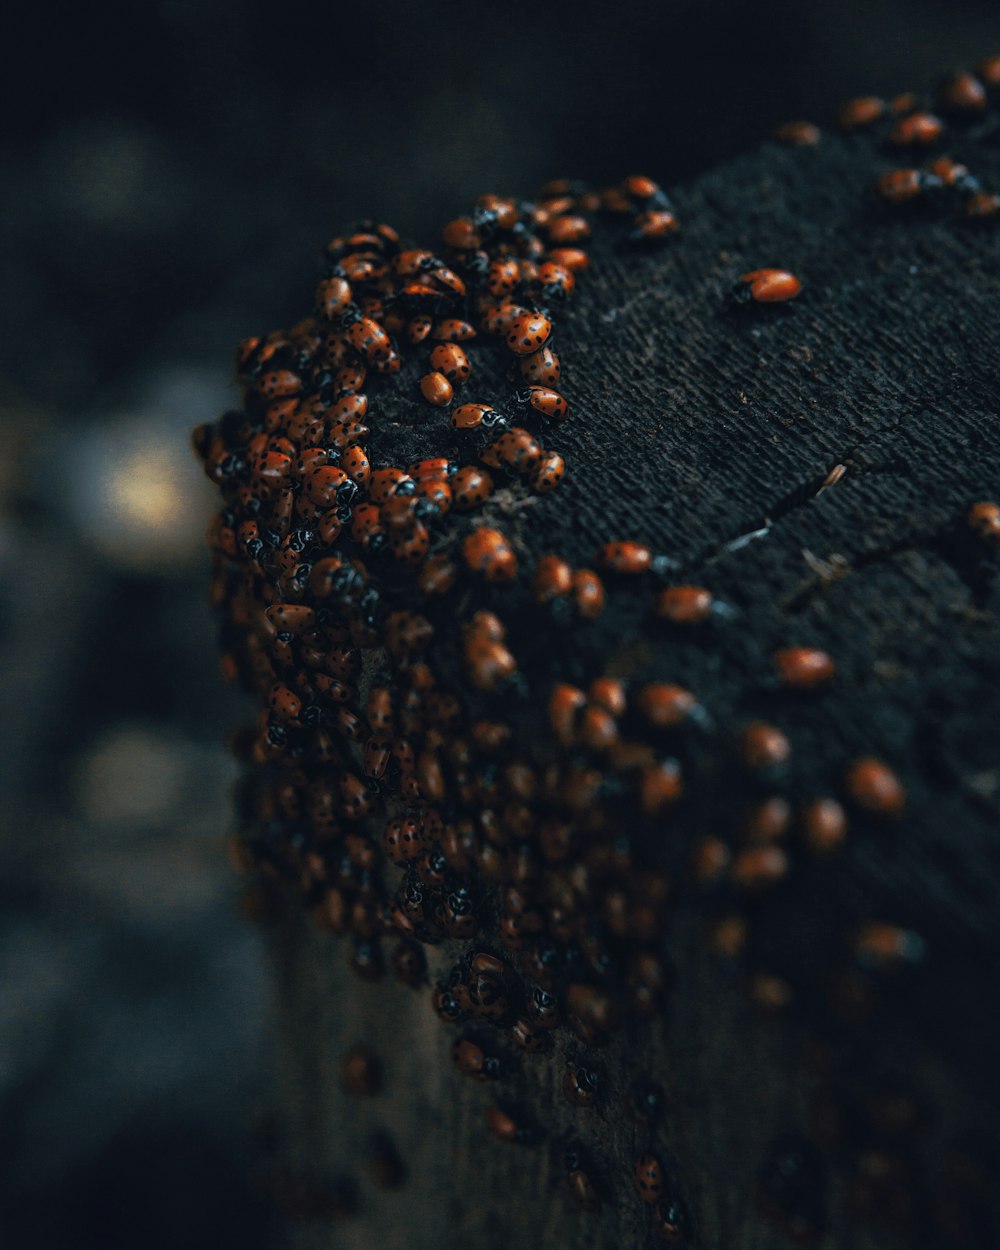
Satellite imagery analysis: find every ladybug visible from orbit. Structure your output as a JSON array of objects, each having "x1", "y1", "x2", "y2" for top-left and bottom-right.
[
  {"x1": 452, "y1": 1037, "x2": 501, "y2": 1081},
  {"x1": 420, "y1": 371, "x2": 453, "y2": 406},
  {"x1": 838, "y1": 95, "x2": 885, "y2": 129},
  {"x1": 630, "y1": 209, "x2": 679, "y2": 242},
  {"x1": 964, "y1": 191, "x2": 1000, "y2": 220},
  {"x1": 854, "y1": 921, "x2": 925, "y2": 969},
  {"x1": 383, "y1": 611, "x2": 433, "y2": 657},
  {"x1": 350, "y1": 503, "x2": 385, "y2": 549},
  {"x1": 370, "y1": 470, "x2": 416, "y2": 506},
  {"x1": 264, "y1": 603, "x2": 316, "y2": 634},
  {"x1": 521, "y1": 385, "x2": 569, "y2": 421},
  {"x1": 979, "y1": 53, "x2": 1000, "y2": 87},
  {"x1": 451, "y1": 402, "x2": 504, "y2": 431},
  {"x1": 432, "y1": 986, "x2": 464, "y2": 1023},
  {"x1": 801, "y1": 797, "x2": 847, "y2": 854},
  {"x1": 441, "y1": 885, "x2": 478, "y2": 939},
  {"x1": 487, "y1": 257, "x2": 521, "y2": 296},
  {"x1": 340, "y1": 1044, "x2": 382, "y2": 1096},
  {"x1": 563, "y1": 1064, "x2": 599, "y2": 1108},
  {"x1": 636, "y1": 683, "x2": 701, "y2": 729},
  {"x1": 773, "y1": 119, "x2": 821, "y2": 146},
  {"x1": 888, "y1": 112, "x2": 944, "y2": 147},
  {"x1": 462, "y1": 528, "x2": 518, "y2": 581},
  {"x1": 442, "y1": 216, "x2": 480, "y2": 250},
  {"x1": 255, "y1": 368, "x2": 303, "y2": 399},
  {"x1": 485, "y1": 1105, "x2": 533, "y2": 1145},
  {"x1": 740, "y1": 721, "x2": 792, "y2": 770},
  {"x1": 654, "y1": 584, "x2": 718, "y2": 624},
  {"x1": 347, "y1": 316, "x2": 393, "y2": 364},
  {"x1": 967, "y1": 501, "x2": 1000, "y2": 544},
  {"x1": 506, "y1": 311, "x2": 553, "y2": 355},
  {"x1": 533, "y1": 553, "x2": 573, "y2": 602},
  {"x1": 844, "y1": 757, "x2": 906, "y2": 817},
  {"x1": 568, "y1": 569, "x2": 604, "y2": 618},
  {"x1": 773, "y1": 646, "x2": 835, "y2": 688},
  {"x1": 269, "y1": 683, "x2": 303, "y2": 723},
  {"x1": 407, "y1": 313, "x2": 433, "y2": 344},
  {"x1": 518, "y1": 343, "x2": 561, "y2": 386},
  {"x1": 483, "y1": 426, "x2": 542, "y2": 473},
  {"x1": 432, "y1": 318, "x2": 477, "y2": 342},
  {"x1": 340, "y1": 444, "x2": 371, "y2": 489},
  {"x1": 639, "y1": 759, "x2": 683, "y2": 814},
  {"x1": 548, "y1": 683, "x2": 586, "y2": 746},
  {"x1": 429, "y1": 342, "x2": 470, "y2": 383},
  {"x1": 566, "y1": 1152, "x2": 601, "y2": 1213},
  {"x1": 534, "y1": 261, "x2": 575, "y2": 299},
  {"x1": 735, "y1": 268, "x2": 802, "y2": 304},
  {"x1": 509, "y1": 1015, "x2": 548, "y2": 1053},
  {"x1": 875, "y1": 167, "x2": 941, "y2": 204},
  {"x1": 547, "y1": 214, "x2": 590, "y2": 245},
  {"x1": 327, "y1": 416, "x2": 370, "y2": 450},
  {"x1": 595, "y1": 541, "x2": 652, "y2": 574},
  {"x1": 482, "y1": 301, "x2": 529, "y2": 337},
  {"x1": 588, "y1": 676, "x2": 626, "y2": 717},
  {"x1": 418, "y1": 552, "x2": 459, "y2": 594},
  {"x1": 745, "y1": 796, "x2": 792, "y2": 843},
  {"x1": 653, "y1": 1196, "x2": 691, "y2": 1244},
  {"x1": 937, "y1": 70, "x2": 987, "y2": 116},
  {"x1": 315, "y1": 275, "x2": 353, "y2": 320},
  {"x1": 465, "y1": 636, "x2": 517, "y2": 691},
  {"x1": 363, "y1": 738, "x2": 391, "y2": 779},
  {"x1": 384, "y1": 816, "x2": 424, "y2": 865},
  {"x1": 634, "y1": 1154, "x2": 664, "y2": 1203}
]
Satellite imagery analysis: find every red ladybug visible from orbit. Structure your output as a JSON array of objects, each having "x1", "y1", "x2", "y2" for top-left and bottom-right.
[
  {"x1": 888, "y1": 112, "x2": 944, "y2": 147},
  {"x1": 462, "y1": 528, "x2": 518, "y2": 581},
  {"x1": 773, "y1": 119, "x2": 821, "y2": 146},
  {"x1": 630, "y1": 209, "x2": 679, "y2": 242},
  {"x1": 451, "y1": 402, "x2": 501, "y2": 431},
  {"x1": 654, "y1": 585, "x2": 715, "y2": 624},
  {"x1": 596, "y1": 541, "x2": 652, "y2": 574},
  {"x1": 736, "y1": 269, "x2": 802, "y2": 304},
  {"x1": 420, "y1": 371, "x2": 453, "y2": 406},
  {"x1": 838, "y1": 95, "x2": 885, "y2": 129},
  {"x1": 571, "y1": 569, "x2": 605, "y2": 618},
  {"x1": 518, "y1": 343, "x2": 561, "y2": 386},
  {"x1": 506, "y1": 311, "x2": 553, "y2": 355},
  {"x1": 740, "y1": 721, "x2": 792, "y2": 770},
  {"x1": 522, "y1": 385, "x2": 569, "y2": 421},
  {"x1": 384, "y1": 817, "x2": 424, "y2": 865},
  {"x1": 844, "y1": 757, "x2": 906, "y2": 817},
  {"x1": 801, "y1": 797, "x2": 847, "y2": 854},
  {"x1": 483, "y1": 427, "x2": 542, "y2": 473},
  {"x1": 432, "y1": 317, "x2": 477, "y2": 342},
  {"x1": 634, "y1": 1154, "x2": 664, "y2": 1203},
  {"x1": 773, "y1": 646, "x2": 835, "y2": 688},
  {"x1": 429, "y1": 342, "x2": 470, "y2": 383},
  {"x1": 486, "y1": 257, "x2": 521, "y2": 297},
  {"x1": 528, "y1": 450, "x2": 565, "y2": 494},
  {"x1": 533, "y1": 554, "x2": 573, "y2": 602}
]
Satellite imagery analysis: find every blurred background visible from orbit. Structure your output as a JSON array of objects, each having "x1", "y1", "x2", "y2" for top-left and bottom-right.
[{"x1": 1, "y1": 1, "x2": 997, "y2": 1245}]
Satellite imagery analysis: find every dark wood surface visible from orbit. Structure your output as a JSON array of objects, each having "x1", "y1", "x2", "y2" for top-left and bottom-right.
[{"x1": 264, "y1": 108, "x2": 1000, "y2": 1249}]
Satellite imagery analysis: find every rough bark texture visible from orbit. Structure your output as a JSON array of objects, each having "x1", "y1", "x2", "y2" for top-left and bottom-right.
[{"x1": 260, "y1": 112, "x2": 1000, "y2": 1249}]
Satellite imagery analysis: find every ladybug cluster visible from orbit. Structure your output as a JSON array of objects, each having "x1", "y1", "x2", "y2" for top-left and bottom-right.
[{"x1": 196, "y1": 53, "x2": 1000, "y2": 1245}]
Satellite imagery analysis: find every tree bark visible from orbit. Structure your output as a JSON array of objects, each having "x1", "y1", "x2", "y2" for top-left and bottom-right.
[{"x1": 230, "y1": 100, "x2": 1000, "y2": 1250}]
